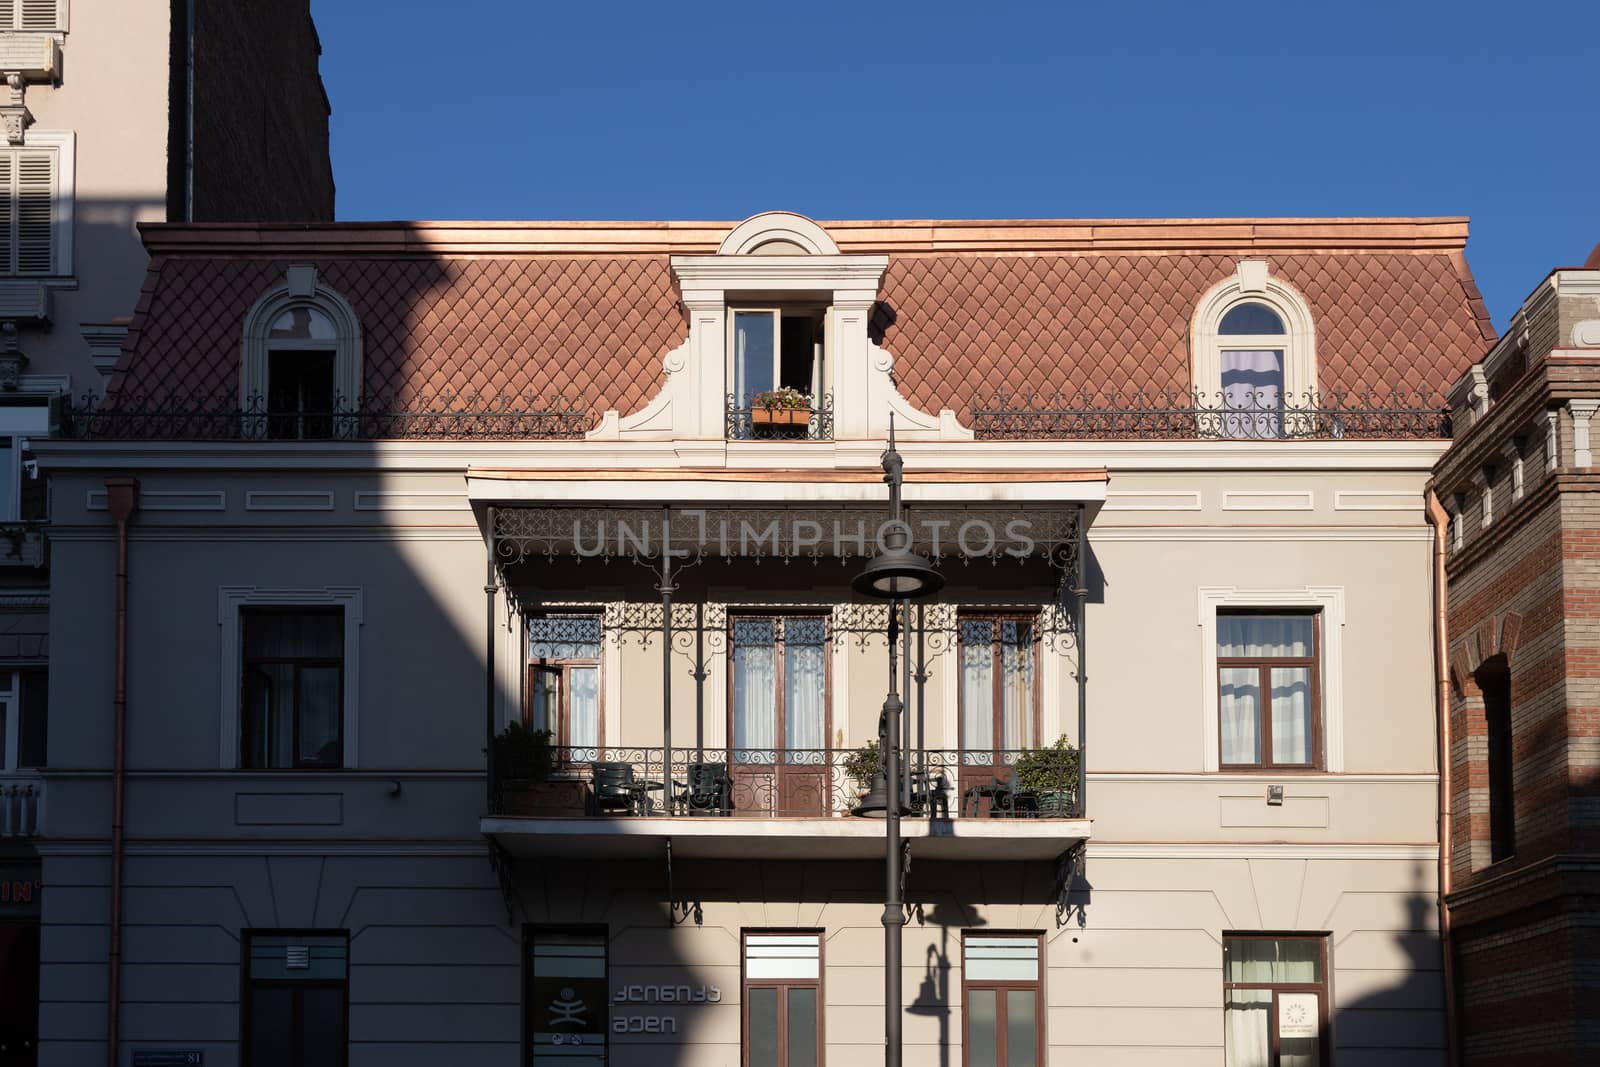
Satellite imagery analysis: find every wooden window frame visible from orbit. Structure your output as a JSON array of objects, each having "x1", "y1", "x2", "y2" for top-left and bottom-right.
[
  {"x1": 741, "y1": 929, "x2": 824, "y2": 1067},
  {"x1": 957, "y1": 614, "x2": 1042, "y2": 762},
  {"x1": 1222, "y1": 933, "x2": 1330, "y2": 1067},
  {"x1": 240, "y1": 606, "x2": 345, "y2": 771},
  {"x1": 726, "y1": 614, "x2": 832, "y2": 761},
  {"x1": 240, "y1": 928, "x2": 350, "y2": 1067},
  {"x1": 525, "y1": 613, "x2": 605, "y2": 758},
  {"x1": 1217, "y1": 610, "x2": 1322, "y2": 771},
  {"x1": 960, "y1": 931, "x2": 1044, "y2": 1067}
]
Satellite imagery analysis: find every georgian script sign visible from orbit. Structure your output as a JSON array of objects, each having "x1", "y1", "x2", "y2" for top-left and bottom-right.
[{"x1": 611, "y1": 983, "x2": 722, "y2": 1035}]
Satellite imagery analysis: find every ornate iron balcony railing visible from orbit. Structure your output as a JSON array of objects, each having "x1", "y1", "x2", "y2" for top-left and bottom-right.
[
  {"x1": 725, "y1": 393, "x2": 834, "y2": 441},
  {"x1": 969, "y1": 388, "x2": 1450, "y2": 441},
  {"x1": 61, "y1": 392, "x2": 592, "y2": 441},
  {"x1": 494, "y1": 745, "x2": 1081, "y2": 820}
]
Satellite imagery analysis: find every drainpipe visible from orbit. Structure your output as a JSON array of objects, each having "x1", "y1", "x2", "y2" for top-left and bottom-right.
[
  {"x1": 1425, "y1": 487, "x2": 1460, "y2": 1067},
  {"x1": 104, "y1": 477, "x2": 138, "y2": 1067}
]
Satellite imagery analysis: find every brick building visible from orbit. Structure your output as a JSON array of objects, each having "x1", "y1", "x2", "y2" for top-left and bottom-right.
[{"x1": 1433, "y1": 240, "x2": 1600, "y2": 1065}]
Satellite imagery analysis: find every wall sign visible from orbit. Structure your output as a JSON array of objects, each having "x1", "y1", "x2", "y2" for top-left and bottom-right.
[
  {"x1": 610, "y1": 983, "x2": 722, "y2": 1036},
  {"x1": 1277, "y1": 993, "x2": 1319, "y2": 1039},
  {"x1": 132, "y1": 1052, "x2": 203, "y2": 1067}
]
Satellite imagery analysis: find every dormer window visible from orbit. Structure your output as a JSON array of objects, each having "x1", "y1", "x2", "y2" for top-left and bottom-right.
[
  {"x1": 241, "y1": 266, "x2": 362, "y2": 440},
  {"x1": 1192, "y1": 261, "x2": 1316, "y2": 439},
  {"x1": 1218, "y1": 302, "x2": 1288, "y2": 439},
  {"x1": 730, "y1": 308, "x2": 826, "y2": 438}
]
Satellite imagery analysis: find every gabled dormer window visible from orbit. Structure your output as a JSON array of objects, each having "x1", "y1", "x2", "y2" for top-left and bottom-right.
[
  {"x1": 729, "y1": 306, "x2": 827, "y2": 439},
  {"x1": 1192, "y1": 261, "x2": 1316, "y2": 439}
]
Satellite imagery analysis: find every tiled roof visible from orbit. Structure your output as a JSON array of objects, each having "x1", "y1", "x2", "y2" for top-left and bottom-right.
[{"x1": 107, "y1": 218, "x2": 1496, "y2": 418}]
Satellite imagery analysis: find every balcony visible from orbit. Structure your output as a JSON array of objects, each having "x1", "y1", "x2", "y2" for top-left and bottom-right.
[
  {"x1": 0, "y1": 772, "x2": 42, "y2": 837},
  {"x1": 481, "y1": 747, "x2": 1090, "y2": 862},
  {"x1": 725, "y1": 392, "x2": 834, "y2": 441}
]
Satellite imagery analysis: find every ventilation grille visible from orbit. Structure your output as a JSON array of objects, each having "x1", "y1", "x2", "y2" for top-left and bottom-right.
[{"x1": 284, "y1": 945, "x2": 310, "y2": 970}]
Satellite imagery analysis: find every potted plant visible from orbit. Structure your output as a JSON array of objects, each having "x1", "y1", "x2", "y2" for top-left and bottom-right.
[
  {"x1": 750, "y1": 386, "x2": 813, "y2": 427},
  {"x1": 1013, "y1": 736, "x2": 1079, "y2": 815},
  {"x1": 493, "y1": 721, "x2": 576, "y2": 815},
  {"x1": 844, "y1": 738, "x2": 882, "y2": 803}
]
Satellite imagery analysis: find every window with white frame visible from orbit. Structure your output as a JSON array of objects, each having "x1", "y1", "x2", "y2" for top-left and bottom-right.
[
  {"x1": 0, "y1": 397, "x2": 54, "y2": 522},
  {"x1": 0, "y1": 133, "x2": 72, "y2": 278},
  {"x1": 1192, "y1": 261, "x2": 1315, "y2": 438},
  {"x1": 241, "y1": 267, "x2": 362, "y2": 438},
  {"x1": 729, "y1": 306, "x2": 828, "y2": 438},
  {"x1": 0, "y1": 1, "x2": 68, "y2": 32}
]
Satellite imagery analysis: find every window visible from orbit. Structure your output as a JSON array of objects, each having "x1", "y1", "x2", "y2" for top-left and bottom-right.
[
  {"x1": 0, "y1": 135, "x2": 70, "y2": 277},
  {"x1": 1477, "y1": 656, "x2": 1514, "y2": 863},
  {"x1": 241, "y1": 608, "x2": 344, "y2": 769},
  {"x1": 959, "y1": 617, "x2": 1037, "y2": 762},
  {"x1": 0, "y1": 2, "x2": 67, "y2": 32},
  {"x1": 527, "y1": 614, "x2": 602, "y2": 758},
  {"x1": 962, "y1": 934, "x2": 1042, "y2": 1067},
  {"x1": 266, "y1": 307, "x2": 338, "y2": 439},
  {"x1": 525, "y1": 927, "x2": 607, "y2": 1065},
  {"x1": 242, "y1": 931, "x2": 348, "y2": 1067},
  {"x1": 743, "y1": 931, "x2": 821, "y2": 1067},
  {"x1": 729, "y1": 308, "x2": 827, "y2": 438},
  {"x1": 241, "y1": 267, "x2": 362, "y2": 437},
  {"x1": 0, "y1": 669, "x2": 45, "y2": 769},
  {"x1": 1191, "y1": 261, "x2": 1315, "y2": 438},
  {"x1": 731, "y1": 617, "x2": 829, "y2": 814},
  {"x1": 1219, "y1": 302, "x2": 1287, "y2": 439},
  {"x1": 1218, "y1": 613, "x2": 1320, "y2": 769},
  {"x1": 1223, "y1": 935, "x2": 1328, "y2": 1067}
]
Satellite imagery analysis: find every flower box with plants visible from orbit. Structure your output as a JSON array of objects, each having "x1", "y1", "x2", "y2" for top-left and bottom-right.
[
  {"x1": 1013, "y1": 736, "x2": 1080, "y2": 816},
  {"x1": 750, "y1": 387, "x2": 813, "y2": 427}
]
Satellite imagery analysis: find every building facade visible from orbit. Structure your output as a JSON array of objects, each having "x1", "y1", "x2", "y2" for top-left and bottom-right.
[
  {"x1": 0, "y1": 3, "x2": 333, "y2": 1063},
  {"x1": 38, "y1": 212, "x2": 1493, "y2": 1065},
  {"x1": 1432, "y1": 243, "x2": 1600, "y2": 1066}
]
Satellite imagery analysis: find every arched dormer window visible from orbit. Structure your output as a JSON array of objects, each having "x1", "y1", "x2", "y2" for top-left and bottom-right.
[
  {"x1": 1192, "y1": 261, "x2": 1316, "y2": 439},
  {"x1": 241, "y1": 265, "x2": 362, "y2": 440}
]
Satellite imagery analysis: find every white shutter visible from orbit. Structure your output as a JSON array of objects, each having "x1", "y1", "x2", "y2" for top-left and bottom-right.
[
  {"x1": 13, "y1": 152, "x2": 52, "y2": 274},
  {"x1": 0, "y1": 155, "x2": 11, "y2": 274},
  {"x1": 18, "y1": 0, "x2": 63, "y2": 32}
]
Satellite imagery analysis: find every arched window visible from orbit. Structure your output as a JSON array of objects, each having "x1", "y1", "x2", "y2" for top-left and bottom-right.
[
  {"x1": 1192, "y1": 262, "x2": 1316, "y2": 439},
  {"x1": 241, "y1": 266, "x2": 362, "y2": 440}
]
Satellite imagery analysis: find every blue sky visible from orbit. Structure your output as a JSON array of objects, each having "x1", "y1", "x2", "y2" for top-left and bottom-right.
[{"x1": 313, "y1": 0, "x2": 1598, "y2": 327}]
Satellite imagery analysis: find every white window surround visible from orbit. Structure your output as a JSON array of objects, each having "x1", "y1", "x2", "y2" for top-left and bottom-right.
[
  {"x1": 1197, "y1": 586, "x2": 1345, "y2": 773},
  {"x1": 217, "y1": 586, "x2": 363, "y2": 769},
  {"x1": 240, "y1": 264, "x2": 362, "y2": 416},
  {"x1": 0, "y1": 129, "x2": 74, "y2": 280},
  {"x1": 1191, "y1": 260, "x2": 1316, "y2": 406}
]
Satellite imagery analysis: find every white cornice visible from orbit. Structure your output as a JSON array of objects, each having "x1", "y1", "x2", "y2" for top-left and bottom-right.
[{"x1": 1087, "y1": 843, "x2": 1438, "y2": 860}]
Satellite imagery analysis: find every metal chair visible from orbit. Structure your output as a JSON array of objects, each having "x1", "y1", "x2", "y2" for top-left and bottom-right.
[
  {"x1": 909, "y1": 770, "x2": 950, "y2": 818},
  {"x1": 591, "y1": 761, "x2": 638, "y2": 815},
  {"x1": 676, "y1": 761, "x2": 732, "y2": 816}
]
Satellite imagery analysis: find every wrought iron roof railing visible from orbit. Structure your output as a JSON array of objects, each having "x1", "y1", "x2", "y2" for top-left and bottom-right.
[
  {"x1": 969, "y1": 389, "x2": 1451, "y2": 441},
  {"x1": 60, "y1": 392, "x2": 592, "y2": 441}
]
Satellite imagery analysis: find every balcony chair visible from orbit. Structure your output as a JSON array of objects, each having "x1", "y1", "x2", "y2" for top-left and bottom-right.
[
  {"x1": 675, "y1": 761, "x2": 732, "y2": 816},
  {"x1": 964, "y1": 768, "x2": 1038, "y2": 818},
  {"x1": 909, "y1": 769, "x2": 951, "y2": 818},
  {"x1": 591, "y1": 761, "x2": 639, "y2": 816}
]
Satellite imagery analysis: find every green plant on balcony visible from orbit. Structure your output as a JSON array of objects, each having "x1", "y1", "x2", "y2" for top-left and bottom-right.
[
  {"x1": 751, "y1": 386, "x2": 812, "y2": 411},
  {"x1": 844, "y1": 738, "x2": 881, "y2": 792},
  {"x1": 1014, "y1": 736, "x2": 1079, "y2": 813},
  {"x1": 492, "y1": 720, "x2": 555, "y2": 784}
]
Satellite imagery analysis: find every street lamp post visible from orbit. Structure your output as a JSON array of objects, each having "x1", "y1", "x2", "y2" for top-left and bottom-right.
[{"x1": 852, "y1": 421, "x2": 943, "y2": 1067}]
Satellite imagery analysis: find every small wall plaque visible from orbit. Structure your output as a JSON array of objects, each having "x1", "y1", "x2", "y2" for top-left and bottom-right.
[
  {"x1": 1277, "y1": 993, "x2": 1319, "y2": 1039},
  {"x1": 132, "y1": 1052, "x2": 203, "y2": 1067}
]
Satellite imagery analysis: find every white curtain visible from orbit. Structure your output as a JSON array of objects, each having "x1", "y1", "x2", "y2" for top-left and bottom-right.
[
  {"x1": 1218, "y1": 616, "x2": 1313, "y2": 658},
  {"x1": 569, "y1": 666, "x2": 599, "y2": 753},
  {"x1": 1223, "y1": 989, "x2": 1271, "y2": 1067},
  {"x1": 1001, "y1": 622, "x2": 1034, "y2": 752},
  {"x1": 961, "y1": 624, "x2": 993, "y2": 761},
  {"x1": 1221, "y1": 349, "x2": 1284, "y2": 439},
  {"x1": 784, "y1": 624, "x2": 826, "y2": 762},
  {"x1": 1272, "y1": 666, "x2": 1312, "y2": 764},
  {"x1": 733, "y1": 622, "x2": 776, "y2": 762},
  {"x1": 1219, "y1": 666, "x2": 1260, "y2": 765}
]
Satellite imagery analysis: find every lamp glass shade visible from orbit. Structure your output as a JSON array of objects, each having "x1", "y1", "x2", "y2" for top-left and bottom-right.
[{"x1": 851, "y1": 547, "x2": 945, "y2": 600}]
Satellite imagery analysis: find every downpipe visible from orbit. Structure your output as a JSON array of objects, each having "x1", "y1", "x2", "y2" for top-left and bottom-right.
[{"x1": 1425, "y1": 487, "x2": 1460, "y2": 1067}]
